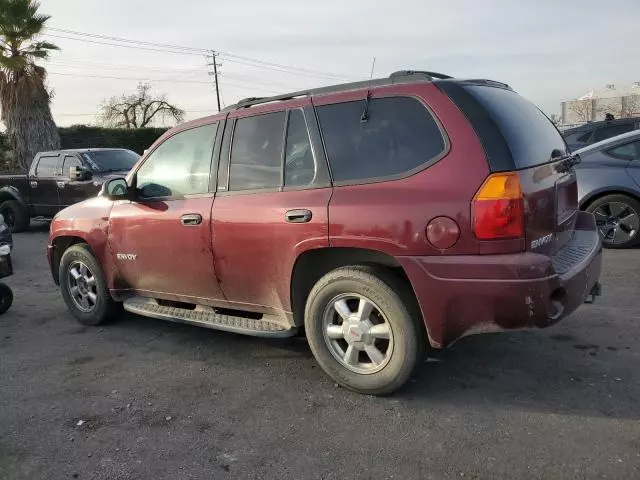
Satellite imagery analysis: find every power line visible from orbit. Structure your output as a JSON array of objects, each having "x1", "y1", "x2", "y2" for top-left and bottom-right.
[
  {"x1": 44, "y1": 33, "x2": 205, "y2": 56},
  {"x1": 47, "y1": 27, "x2": 208, "y2": 53},
  {"x1": 45, "y1": 27, "x2": 360, "y2": 81},
  {"x1": 46, "y1": 71, "x2": 282, "y2": 93}
]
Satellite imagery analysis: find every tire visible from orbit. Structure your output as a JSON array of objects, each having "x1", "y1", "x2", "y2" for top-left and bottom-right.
[
  {"x1": 0, "y1": 283, "x2": 13, "y2": 315},
  {"x1": 0, "y1": 200, "x2": 29, "y2": 233},
  {"x1": 304, "y1": 266, "x2": 423, "y2": 395},
  {"x1": 585, "y1": 194, "x2": 640, "y2": 249},
  {"x1": 59, "y1": 244, "x2": 119, "y2": 326}
]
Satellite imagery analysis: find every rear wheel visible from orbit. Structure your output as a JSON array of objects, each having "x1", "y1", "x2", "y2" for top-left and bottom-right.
[
  {"x1": 0, "y1": 200, "x2": 28, "y2": 233},
  {"x1": 0, "y1": 283, "x2": 13, "y2": 314},
  {"x1": 304, "y1": 266, "x2": 423, "y2": 395},
  {"x1": 586, "y1": 194, "x2": 640, "y2": 249},
  {"x1": 59, "y1": 244, "x2": 120, "y2": 326}
]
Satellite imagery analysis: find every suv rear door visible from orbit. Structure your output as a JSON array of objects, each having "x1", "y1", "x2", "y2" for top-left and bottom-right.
[{"x1": 211, "y1": 102, "x2": 331, "y2": 314}]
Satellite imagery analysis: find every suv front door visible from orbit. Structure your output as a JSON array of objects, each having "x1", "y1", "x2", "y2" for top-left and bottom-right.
[
  {"x1": 212, "y1": 105, "x2": 332, "y2": 315},
  {"x1": 59, "y1": 154, "x2": 95, "y2": 208},
  {"x1": 107, "y1": 122, "x2": 225, "y2": 301},
  {"x1": 30, "y1": 154, "x2": 61, "y2": 216}
]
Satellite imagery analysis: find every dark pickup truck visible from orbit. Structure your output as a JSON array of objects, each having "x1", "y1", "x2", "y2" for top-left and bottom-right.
[{"x1": 0, "y1": 148, "x2": 139, "y2": 231}]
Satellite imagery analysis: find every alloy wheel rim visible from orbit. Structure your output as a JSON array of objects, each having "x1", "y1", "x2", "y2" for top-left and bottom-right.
[
  {"x1": 322, "y1": 293, "x2": 394, "y2": 374},
  {"x1": 593, "y1": 202, "x2": 639, "y2": 245},
  {"x1": 67, "y1": 261, "x2": 98, "y2": 313}
]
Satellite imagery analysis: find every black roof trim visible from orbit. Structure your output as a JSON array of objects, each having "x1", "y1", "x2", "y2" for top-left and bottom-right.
[{"x1": 223, "y1": 70, "x2": 454, "y2": 111}]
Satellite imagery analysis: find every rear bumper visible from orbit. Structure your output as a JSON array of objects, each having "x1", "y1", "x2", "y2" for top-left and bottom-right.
[{"x1": 398, "y1": 211, "x2": 603, "y2": 348}]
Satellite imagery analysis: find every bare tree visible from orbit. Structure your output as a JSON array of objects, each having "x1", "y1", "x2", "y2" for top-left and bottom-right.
[
  {"x1": 568, "y1": 100, "x2": 593, "y2": 123},
  {"x1": 548, "y1": 113, "x2": 562, "y2": 126},
  {"x1": 621, "y1": 95, "x2": 640, "y2": 118},
  {"x1": 99, "y1": 83, "x2": 185, "y2": 128}
]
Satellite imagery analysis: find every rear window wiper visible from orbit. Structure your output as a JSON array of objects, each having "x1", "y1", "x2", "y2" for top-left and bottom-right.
[{"x1": 553, "y1": 153, "x2": 581, "y2": 173}]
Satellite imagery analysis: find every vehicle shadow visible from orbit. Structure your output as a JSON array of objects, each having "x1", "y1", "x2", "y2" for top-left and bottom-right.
[{"x1": 110, "y1": 310, "x2": 639, "y2": 421}]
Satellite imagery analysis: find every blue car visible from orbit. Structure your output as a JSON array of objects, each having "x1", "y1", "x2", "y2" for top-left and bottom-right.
[{"x1": 575, "y1": 129, "x2": 640, "y2": 249}]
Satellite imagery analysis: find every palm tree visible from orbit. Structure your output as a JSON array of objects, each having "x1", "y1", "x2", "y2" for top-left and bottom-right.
[{"x1": 0, "y1": 0, "x2": 60, "y2": 172}]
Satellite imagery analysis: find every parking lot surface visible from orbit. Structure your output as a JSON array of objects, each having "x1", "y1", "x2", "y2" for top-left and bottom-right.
[{"x1": 1, "y1": 226, "x2": 639, "y2": 480}]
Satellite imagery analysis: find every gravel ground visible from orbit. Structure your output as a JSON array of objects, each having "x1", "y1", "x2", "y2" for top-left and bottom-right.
[{"x1": 1, "y1": 225, "x2": 639, "y2": 480}]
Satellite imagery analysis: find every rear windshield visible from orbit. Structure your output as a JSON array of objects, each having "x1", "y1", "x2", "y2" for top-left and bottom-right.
[
  {"x1": 82, "y1": 150, "x2": 140, "y2": 173},
  {"x1": 464, "y1": 85, "x2": 567, "y2": 170}
]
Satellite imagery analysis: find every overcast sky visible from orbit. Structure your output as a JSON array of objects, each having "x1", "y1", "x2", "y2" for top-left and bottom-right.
[{"x1": 41, "y1": 0, "x2": 639, "y2": 126}]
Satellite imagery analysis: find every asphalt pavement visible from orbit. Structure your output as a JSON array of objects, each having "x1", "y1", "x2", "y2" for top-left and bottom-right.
[{"x1": 1, "y1": 225, "x2": 639, "y2": 480}]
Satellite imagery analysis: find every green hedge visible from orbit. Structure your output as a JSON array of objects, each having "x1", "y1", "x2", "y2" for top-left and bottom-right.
[
  {"x1": 0, "y1": 125, "x2": 168, "y2": 160},
  {"x1": 58, "y1": 125, "x2": 168, "y2": 154}
]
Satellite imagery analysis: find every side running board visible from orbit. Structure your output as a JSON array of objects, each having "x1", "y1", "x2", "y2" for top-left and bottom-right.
[{"x1": 123, "y1": 297, "x2": 297, "y2": 338}]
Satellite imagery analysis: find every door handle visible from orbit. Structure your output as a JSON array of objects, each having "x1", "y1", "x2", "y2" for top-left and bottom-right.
[
  {"x1": 285, "y1": 209, "x2": 312, "y2": 223},
  {"x1": 181, "y1": 213, "x2": 202, "y2": 226},
  {"x1": 30, "y1": 180, "x2": 38, "y2": 188},
  {"x1": 56, "y1": 181, "x2": 66, "y2": 189}
]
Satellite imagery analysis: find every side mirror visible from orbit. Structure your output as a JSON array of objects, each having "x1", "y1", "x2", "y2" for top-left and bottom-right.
[
  {"x1": 70, "y1": 166, "x2": 92, "y2": 181},
  {"x1": 103, "y1": 178, "x2": 130, "y2": 200}
]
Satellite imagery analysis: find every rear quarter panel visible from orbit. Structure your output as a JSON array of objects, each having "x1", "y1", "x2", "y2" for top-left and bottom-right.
[
  {"x1": 576, "y1": 153, "x2": 640, "y2": 207},
  {"x1": 322, "y1": 83, "x2": 491, "y2": 257}
]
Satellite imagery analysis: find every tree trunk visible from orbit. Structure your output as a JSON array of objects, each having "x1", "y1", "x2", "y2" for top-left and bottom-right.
[{"x1": 1, "y1": 76, "x2": 60, "y2": 172}]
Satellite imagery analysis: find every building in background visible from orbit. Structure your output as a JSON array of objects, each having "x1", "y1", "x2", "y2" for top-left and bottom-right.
[{"x1": 561, "y1": 82, "x2": 640, "y2": 126}]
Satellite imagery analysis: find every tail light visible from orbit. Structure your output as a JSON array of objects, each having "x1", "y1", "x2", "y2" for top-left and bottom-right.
[{"x1": 473, "y1": 172, "x2": 524, "y2": 240}]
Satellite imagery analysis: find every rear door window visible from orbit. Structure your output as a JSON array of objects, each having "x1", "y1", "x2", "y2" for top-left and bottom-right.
[
  {"x1": 284, "y1": 109, "x2": 316, "y2": 187},
  {"x1": 593, "y1": 123, "x2": 635, "y2": 143},
  {"x1": 316, "y1": 97, "x2": 446, "y2": 183},
  {"x1": 462, "y1": 85, "x2": 567, "y2": 170},
  {"x1": 228, "y1": 111, "x2": 286, "y2": 191}
]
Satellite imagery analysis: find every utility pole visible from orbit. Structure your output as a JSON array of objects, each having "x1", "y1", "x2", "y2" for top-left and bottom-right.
[{"x1": 207, "y1": 50, "x2": 222, "y2": 112}]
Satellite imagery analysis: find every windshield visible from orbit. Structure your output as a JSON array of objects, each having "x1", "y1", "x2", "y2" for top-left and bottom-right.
[{"x1": 82, "y1": 150, "x2": 140, "y2": 173}]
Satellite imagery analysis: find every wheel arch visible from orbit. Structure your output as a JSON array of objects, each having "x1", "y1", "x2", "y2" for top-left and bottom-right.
[
  {"x1": 580, "y1": 188, "x2": 640, "y2": 210},
  {"x1": 0, "y1": 186, "x2": 28, "y2": 210},
  {"x1": 50, "y1": 235, "x2": 94, "y2": 285},
  {"x1": 290, "y1": 247, "x2": 421, "y2": 328}
]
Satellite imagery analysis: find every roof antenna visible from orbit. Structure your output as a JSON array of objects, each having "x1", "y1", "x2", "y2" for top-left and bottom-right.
[{"x1": 360, "y1": 57, "x2": 376, "y2": 123}]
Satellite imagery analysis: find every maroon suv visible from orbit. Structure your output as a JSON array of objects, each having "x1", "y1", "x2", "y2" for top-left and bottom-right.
[{"x1": 47, "y1": 70, "x2": 603, "y2": 395}]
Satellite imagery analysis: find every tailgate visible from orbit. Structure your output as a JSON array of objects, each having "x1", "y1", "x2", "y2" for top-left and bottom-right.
[
  {"x1": 437, "y1": 81, "x2": 577, "y2": 257},
  {"x1": 518, "y1": 163, "x2": 578, "y2": 256}
]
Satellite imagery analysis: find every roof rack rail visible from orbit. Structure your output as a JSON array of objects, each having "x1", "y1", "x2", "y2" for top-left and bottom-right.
[
  {"x1": 389, "y1": 70, "x2": 453, "y2": 81},
  {"x1": 223, "y1": 70, "x2": 454, "y2": 111}
]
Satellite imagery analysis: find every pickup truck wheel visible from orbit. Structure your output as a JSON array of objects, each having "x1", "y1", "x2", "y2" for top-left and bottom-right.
[
  {"x1": 59, "y1": 244, "x2": 119, "y2": 326},
  {"x1": 586, "y1": 194, "x2": 640, "y2": 249},
  {"x1": 0, "y1": 200, "x2": 28, "y2": 233},
  {"x1": 304, "y1": 266, "x2": 422, "y2": 395}
]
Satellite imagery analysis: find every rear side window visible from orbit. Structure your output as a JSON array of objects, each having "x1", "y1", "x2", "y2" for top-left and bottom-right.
[
  {"x1": 316, "y1": 97, "x2": 445, "y2": 183},
  {"x1": 463, "y1": 85, "x2": 567, "y2": 170},
  {"x1": 606, "y1": 141, "x2": 639, "y2": 160},
  {"x1": 35, "y1": 156, "x2": 59, "y2": 177},
  {"x1": 593, "y1": 123, "x2": 635, "y2": 143},
  {"x1": 229, "y1": 111, "x2": 286, "y2": 191}
]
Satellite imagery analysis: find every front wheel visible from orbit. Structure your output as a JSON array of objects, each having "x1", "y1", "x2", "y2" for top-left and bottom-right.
[
  {"x1": 59, "y1": 244, "x2": 120, "y2": 326},
  {"x1": 586, "y1": 194, "x2": 640, "y2": 249},
  {"x1": 304, "y1": 267, "x2": 423, "y2": 395}
]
